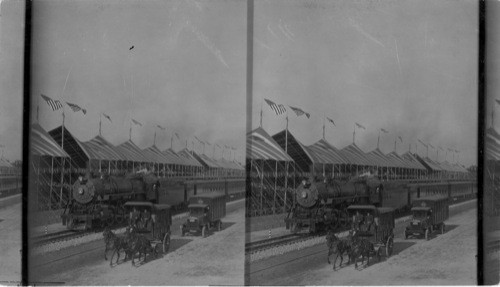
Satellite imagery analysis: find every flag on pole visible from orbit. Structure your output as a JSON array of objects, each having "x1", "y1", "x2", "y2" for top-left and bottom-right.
[
  {"x1": 129, "y1": 45, "x2": 134, "y2": 50},
  {"x1": 289, "y1": 106, "x2": 310, "y2": 118},
  {"x1": 326, "y1": 117, "x2": 335, "y2": 126},
  {"x1": 131, "y1": 119, "x2": 142, "y2": 126},
  {"x1": 496, "y1": 99, "x2": 500, "y2": 105},
  {"x1": 264, "y1": 99, "x2": 286, "y2": 115},
  {"x1": 355, "y1": 123, "x2": 366, "y2": 130},
  {"x1": 417, "y1": 139, "x2": 427, "y2": 147},
  {"x1": 66, "y1": 102, "x2": 87, "y2": 114},
  {"x1": 216, "y1": 144, "x2": 221, "y2": 148},
  {"x1": 398, "y1": 136, "x2": 403, "y2": 142},
  {"x1": 175, "y1": 132, "x2": 180, "y2": 140},
  {"x1": 381, "y1": 128, "x2": 389, "y2": 133},
  {"x1": 102, "y1": 113, "x2": 112, "y2": 122},
  {"x1": 40, "y1": 94, "x2": 63, "y2": 111},
  {"x1": 194, "y1": 136, "x2": 203, "y2": 143},
  {"x1": 157, "y1": 125, "x2": 166, "y2": 131}
]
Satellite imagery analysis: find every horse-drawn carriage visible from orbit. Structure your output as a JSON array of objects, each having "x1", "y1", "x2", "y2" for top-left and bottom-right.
[
  {"x1": 346, "y1": 205, "x2": 395, "y2": 261},
  {"x1": 124, "y1": 201, "x2": 172, "y2": 254}
]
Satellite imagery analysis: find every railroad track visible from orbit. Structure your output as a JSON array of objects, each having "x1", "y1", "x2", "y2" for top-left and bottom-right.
[
  {"x1": 31, "y1": 230, "x2": 91, "y2": 247},
  {"x1": 245, "y1": 233, "x2": 322, "y2": 254}
]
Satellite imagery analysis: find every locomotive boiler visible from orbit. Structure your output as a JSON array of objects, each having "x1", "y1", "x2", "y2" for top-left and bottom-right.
[
  {"x1": 62, "y1": 173, "x2": 160, "y2": 230},
  {"x1": 285, "y1": 175, "x2": 384, "y2": 233}
]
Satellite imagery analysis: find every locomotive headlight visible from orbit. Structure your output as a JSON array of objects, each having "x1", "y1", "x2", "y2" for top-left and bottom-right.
[
  {"x1": 301, "y1": 191, "x2": 307, "y2": 199},
  {"x1": 78, "y1": 187, "x2": 84, "y2": 195}
]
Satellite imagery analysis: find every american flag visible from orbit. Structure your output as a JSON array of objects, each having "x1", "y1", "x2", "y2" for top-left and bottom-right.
[
  {"x1": 398, "y1": 136, "x2": 403, "y2": 142},
  {"x1": 355, "y1": 123, "x2": 366, "y2": 130},
  {"x1": 102, "y1": 113, "x2": 112, "y2": 123},
  {"x1": 157, "y1": 125, "x2": 166, "y2": 131},
  {"x1": 326, "y1": 117, "x2": 335, "y2": 126},
  {"x1": 264, "y1": 99, "x2": 286, "y2": 115},
  {"x1": 131, "y1": 119, "x2": 142, "y2": 126},
  {"x1": 381, "y1": 128, "x2": 389, "y2": 133},
  {"x1": 289, "y1": 106, "x2": 310, "y2": 118},
  {"x1": 40, "y1": 94, "x2": 63, "y2": 111},
  {"x1": 496, "y1": 99, "x2": 500, "y2": 105},
  {"x1": 66, "y1": 102, "x2": 86, "y2": 114}
]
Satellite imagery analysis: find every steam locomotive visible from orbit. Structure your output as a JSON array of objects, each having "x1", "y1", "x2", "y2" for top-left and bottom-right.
[
  {"x1": 61, "y1": 173, "x2": 246, "y2": 230},
  {"x1": 285, "y1": 175, "x2": 476, "y2": 234},
  {"x1": 61, "y1": 173, "x2": 160, "y2": 230}
]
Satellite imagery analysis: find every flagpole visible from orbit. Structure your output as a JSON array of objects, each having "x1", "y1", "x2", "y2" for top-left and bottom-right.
[
  {"x1": 492, "y1": 110, "x2": 495, "y2": 129},
  {"x1": 129, "y1": 121, "x2": 132, "y2": 141},
  {"x1": 394, "y1": 136, "x2": 397, "y2": 152},
  {"x1": 377, "y1": 129, "x2": 381, "y2": 149},
  {"x1": 322, "y1": 113, "x2": 325, "y2": 140},
  {"x1": 99, "y1": 113, "x2": 102, "y2": 136},
  {"x1": 154, "y1": 130, "x2": 157, "y2": 146},
  {"x1": 353, "y1": 123, "x2": 356, "y2": 144},
  {"x1": 260, "y1": 100, "x2": 263, "y2": 128},
  {"x1": 285, "y1": 110, "x2": 288, "y2": 154},
  {"x1": 171, "y1": 134, "x2": 173, "y2": 149}
]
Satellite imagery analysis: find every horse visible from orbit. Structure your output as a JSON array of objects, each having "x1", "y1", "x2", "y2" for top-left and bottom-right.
[
  {"x1": 349, "y1": 236, "x2": 374, "y2": 269},
  {"x1": 326, "y1": 230, "x2": 351, "y2": 270},
  {"x1": 103, "y1": 228, "x2": 130, "y2": 266},
  {"x1": 127, "y1": 227, "x2": 158, "y2": 266}
]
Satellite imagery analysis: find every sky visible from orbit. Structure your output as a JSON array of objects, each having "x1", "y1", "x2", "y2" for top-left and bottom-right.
[
  {"x1": 31, "y1": 0, "x2": 246, "y2": 163},
  {"x1": 251, "y1": 0, "x2": 478, "y2": 167},
  {"x1": 0, "y1": 0, "x2": 24, "y2": 162}
]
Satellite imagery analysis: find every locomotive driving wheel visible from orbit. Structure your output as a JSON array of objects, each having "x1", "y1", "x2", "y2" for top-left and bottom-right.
[{"x1": 386, "y1": 236, "x2": 394, "y2": 257}]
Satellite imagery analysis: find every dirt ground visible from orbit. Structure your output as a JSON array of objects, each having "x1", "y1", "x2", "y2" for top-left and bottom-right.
[
  {"x1": 39, "y1": 204, "x2": 245, "y2": 285},
  {"x1": 0, "y1": 202, "x2": 21, "y2": 285},
  {"x1": 250, "y1": 207, "x2": 477, "y2": 285}
]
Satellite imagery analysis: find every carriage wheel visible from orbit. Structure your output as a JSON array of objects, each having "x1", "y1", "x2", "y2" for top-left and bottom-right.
[
  {"x1": 163, "y1": 232, "x2": 171, "y2": 253},
  {"x1": 217, "y1": 221, "x2": 222, "y2": 231},
  {"x1": 67, "y1": 218, "x2": 75, "y2": 230},
  {"x1": 202, "y1": 225, "x2": 207, "y2": 238},
  {"x1": 441, "y1": 223, "x2": 445, "y2": 234},
  {"x1": 425, "y1": 228, "x2": 430, "y2": 241},
  {"x1": 386, "y1": 237, "x2": 394, "y2": 257},
  {"x1": 106, "y1": 215, "x2": 115, "y2": 226}
]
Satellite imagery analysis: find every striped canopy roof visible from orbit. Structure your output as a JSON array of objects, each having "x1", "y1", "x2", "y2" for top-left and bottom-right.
[
  {"x1": 387, "y1": 151, "x2": 415, "y2": 169},
  {"x1": 173, "y1": 149, "x2": 203, "y2": 167},
  {"x1": 304, "y1": 139, "x2": 347, "y2": 165},
  {"x1": 247, "y1": 127, "x2": 292, "y2": 162},
  {"x1": 417, "y1": 156, "x2": 443, "y2": 171},
  {"x1": 367, "y1": 148, "x2": 396, "y2": 167},
  {"x1": 192, "y1": 152, "x2": 220, "y2": 168},
  {"x1": 0, "y1": 158, "x2": 12, "y2": 168},
  {"x1": 486, "y1": 127, "x2": 500, "y2": 161},
  {"x1": 79, "y1": 135, "x2": 124, "y2": 161},
  {"x1": 116, "y1": 140, "x2": 149, "y2": 162},
  {"x1": 31, "y1": 123, "x2": 69, "y2": 157},
  {"x1": 339, "y1": 143, "x2": 374, "y2": 166},
  {"x1": 143, "y1": 145, "x2": 178, "y2": 165},
  {"x1": 401, "y1": 152, "x2": 427, "y2": 170}
]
